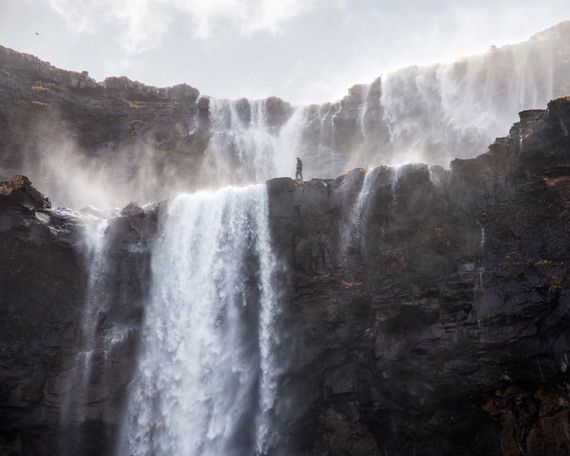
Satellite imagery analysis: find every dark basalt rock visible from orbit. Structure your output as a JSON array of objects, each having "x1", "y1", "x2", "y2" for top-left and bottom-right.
[
  {"x1": 0, "y1": 177, "x2": 160, "y2": 455},
  {"x1": 1, "y1": 96, "x2": 570, "y2": 455},
  {"x1": 0, "y1": 45, "x2": 213, "y2": 206},
  {"x1": 268, "y1": 97, "x2": 570, "y2": 456},
  {"x1": 0, "y1": 175, "x2": 51, "y2": 213}
]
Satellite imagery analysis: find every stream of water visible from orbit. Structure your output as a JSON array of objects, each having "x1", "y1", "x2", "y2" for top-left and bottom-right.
[{"x1": 117, "y1": 185, "x2": 281, "y2": 456}]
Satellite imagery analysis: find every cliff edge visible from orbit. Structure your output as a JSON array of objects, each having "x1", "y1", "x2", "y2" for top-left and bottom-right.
[{"x1": 0, "y1": 97, "x2": 570, "y2": 455}]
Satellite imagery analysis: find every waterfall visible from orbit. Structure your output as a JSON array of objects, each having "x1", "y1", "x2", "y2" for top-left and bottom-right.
[
  {"x1": 274, "y1": 106, "x2": 308, "y2": 180},
  {"x1": 338, "y1": 167, "x2": 380, "y2": 256},
  {"x1": 205, "y1": 99, "x2": 311, "y2": 184},
  {"x1": 379, "y1": 36, "x2": 558, "y2": 166},
  {"x1": 476, "y1": 220, "x2": 486, "y2": 251},
  {"x1": 59, "y1": 215, "x2": 112, "y2": 453},
  {"x1": 199, "y1": 30, "x2": 564, "y2": 187},
  {"x1": 118, "y1": 185, "x2": 281, "y2": 456},
  {"x1": 205, "y1": 99, "x2": 278, "y2": 185},
  {"x1": 389, "y1": 166, "x2": 401, "y2": 204},
  {"x1": 358, "y1": 84, "x2": 373, "y2": 138}
]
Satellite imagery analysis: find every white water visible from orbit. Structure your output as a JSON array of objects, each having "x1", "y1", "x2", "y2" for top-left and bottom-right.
[
  {"x1": 59, "y1": 213, "x2": 139, "y2": 454},
  {"x1": 338, "y1": 167, "x2": 380, "y2": 256},
  {"x1": 476, "y1": 220, "x2": 486, "y2": 251},
  {"x1": 118, "y1": 185, "x2": 280, "y2": 456},
  {"x1": 201, "y1": 28, "x2": 566, "y2": 185},
  {"x1": 205, "y1": 99, "x2": 278, "y2": 184},
  {"x1": 60, "y1": 217, "x2": 109, "y2": 427},
  {"x1": 379, "y1": 35, "x2": 558, "y2": 165},
  {"x1": 389, "y1": 166, "x2": 401, "y2": 204}
]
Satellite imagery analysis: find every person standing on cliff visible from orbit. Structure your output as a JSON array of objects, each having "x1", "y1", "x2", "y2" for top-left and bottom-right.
[{"x1": 296, "y1": 157, "x2": 303, "y2": 181}]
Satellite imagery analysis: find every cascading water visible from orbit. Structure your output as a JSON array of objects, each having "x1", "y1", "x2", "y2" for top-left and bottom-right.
[
  {"x1": 59, "y1": 215, "x2": 115, "y2": 453},
  {"x1": 389, "y1": 166, "x2": 402, "y2": 204},
  {"x1": 117, "y1": 185, "x2": 281, "y2": 456},
  {"x1": 273, "y1": 106, "x2": 308, "y2": 179},
  {"x1": 76, "y1": 217, "x2": 110, "y2": 375},
  {"x1": 358, "y1": 84, "x2": 373, "y2": 138},
  {"x1": 338, "y1": 167, "x2": 380, "y2": 256},
  {"x1": 205, "y1": 99, "x2": 278, "y2": 185},
  {"x1": 201, "y1": 26, "x2": 568, "y2": 186},
  {"x1": 378, "y1": 32, "x2": 561, "y2": 166}
]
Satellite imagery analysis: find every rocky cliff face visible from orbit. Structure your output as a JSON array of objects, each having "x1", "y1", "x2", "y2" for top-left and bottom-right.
[
  {"x1": 1, "y1": 97, "x2": 570, "y2": 455},
  {"x1": 267, "y1": 97, "x2": 570, "y2": 456},
  {"x1": 0, "y1": 44, "x2": 294, "y2": 208},
  {"x1": 2, "y1": 21, "x2": 570, "y2": 209},
  {"x1": 0, "y1": 175, "x2": 158, "y2": 455}
]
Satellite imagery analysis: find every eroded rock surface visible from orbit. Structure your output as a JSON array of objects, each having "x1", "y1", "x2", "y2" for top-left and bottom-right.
[
  {"x1": 0, "y1": 177, "x2": 160, "y2": 455},
  {"x1": 268, "y1": 97, "x2": 570, "y2": 456},
  {"x1": 0, "y1": 98, "x2": 570, "y2": 455}
]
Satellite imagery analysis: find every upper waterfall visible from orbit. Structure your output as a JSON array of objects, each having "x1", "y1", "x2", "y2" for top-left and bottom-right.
[
  {"x1": 2, "y1": 22, "x2": 569, "y2": 210},
  {"x1": 199, "y1": 23, "x2": 569, "y2": 185}
]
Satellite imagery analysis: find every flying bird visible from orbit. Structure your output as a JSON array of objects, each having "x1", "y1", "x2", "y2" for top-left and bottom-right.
[{"x1": 35, "y1": 32, "x2": 38, "y2": 35}]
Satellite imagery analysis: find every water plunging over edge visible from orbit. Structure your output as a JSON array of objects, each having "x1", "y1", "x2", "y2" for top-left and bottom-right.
[
  {"x1": 117, "y1": 184, "x2": 281, "y2": 456},
  {"x1": 58, "y1": 215, "x2": 111, "y2": 453}
]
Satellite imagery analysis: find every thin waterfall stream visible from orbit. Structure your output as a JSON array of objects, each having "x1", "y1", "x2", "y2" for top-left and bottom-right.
[{"x1": 59, "y1": 216, "x2": 111, "y2": 454}]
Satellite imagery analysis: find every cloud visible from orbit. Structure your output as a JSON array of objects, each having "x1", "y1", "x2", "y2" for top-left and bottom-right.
[{"x1": 48, "y1": 0, "x2": 341, "y2": 53}]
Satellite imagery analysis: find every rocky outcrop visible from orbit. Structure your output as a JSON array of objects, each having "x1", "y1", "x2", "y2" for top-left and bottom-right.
[
  {"x1": 268, "y1": 97, "x2": 570, "y2": 455},
  {"x1": 0, "y1": 175, "x2": 51, "y2": 212},
  {"x1": 1, "y1": 103, "x2": 570, "y2": 455},
  {"x1": 0, "y1": 175, "x2": 160, "y2": 455},
  {"x1": 0, "y1": 44, "x2": 211, "y2": 207}
]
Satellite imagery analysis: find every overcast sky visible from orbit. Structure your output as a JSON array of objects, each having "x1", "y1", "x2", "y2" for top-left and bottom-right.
[{"x1": 1, "y1": 0, "x2": 569, "y2": 104}]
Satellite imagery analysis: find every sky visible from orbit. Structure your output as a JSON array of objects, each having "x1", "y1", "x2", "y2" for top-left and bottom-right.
[{"x1": 1, "y1": 0, "x2": 569, "y2": 104}]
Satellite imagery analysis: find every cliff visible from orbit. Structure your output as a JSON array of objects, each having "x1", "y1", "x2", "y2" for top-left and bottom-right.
[
  {"x1": 0, "y1": 174, "x2": 159, "y2": 455},
  {"x1": 268, "y1": 98, "x2": 570, "y2": 455},
  {"x1": 1, "y1": 96, "x2": 570, "y2": 455},
  {"x1": 0, "y1": 44, "x2": 293, "y2": 207},
  {"x1": 2, "y1": 21, "x2": 570, "y2": 208}
]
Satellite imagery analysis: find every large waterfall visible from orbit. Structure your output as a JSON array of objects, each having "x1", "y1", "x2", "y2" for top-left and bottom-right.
[
  {"x1": 38, "y1": 22, "x2": 569, "y2": 455},
  {"x1": 201, "y1": 26, "x2": 567, "y2": 183},
  {"x1": 6, "y1": 23, "x2": 567, "y2": 213},
  {"x1": 117, "y1": 185, "x2": 281, "y2": 456}
]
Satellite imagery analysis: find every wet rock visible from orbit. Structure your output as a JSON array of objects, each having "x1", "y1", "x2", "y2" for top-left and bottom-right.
[
  {"x1": 0, "y1": 177, "x2": 158, "y2": 455},
  {"x1": 120, "y1": 201, "x2": 145, "y2": 218},
  {"x1": 0, "y1": 175, "x2": 51, "y2": 212},
  {"x1": 269, "y1": 97, "x2": 570, "y2": 455}
]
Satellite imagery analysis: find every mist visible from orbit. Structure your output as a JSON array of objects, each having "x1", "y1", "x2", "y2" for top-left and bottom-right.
[{"x1": 2, "y1": 20, "x2": 569, "y2": 212}]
